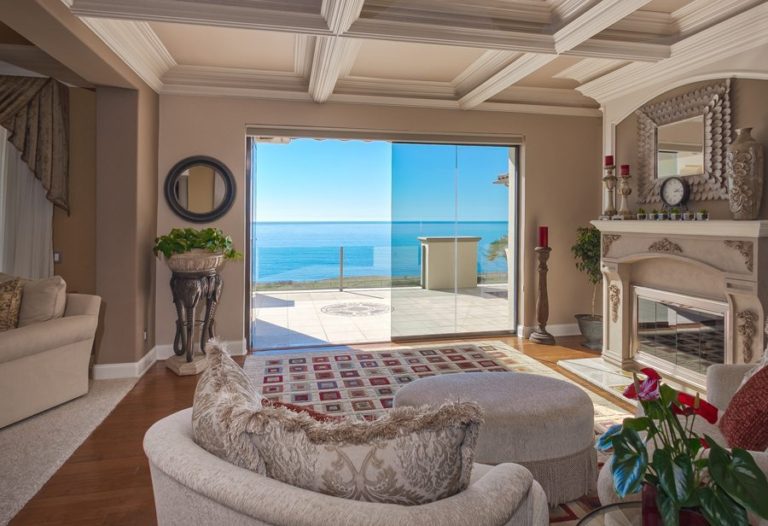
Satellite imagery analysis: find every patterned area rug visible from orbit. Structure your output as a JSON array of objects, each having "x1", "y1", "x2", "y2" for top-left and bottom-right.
[{"x1": 243, "y1": 340, "x2": 632, "y2": 525}]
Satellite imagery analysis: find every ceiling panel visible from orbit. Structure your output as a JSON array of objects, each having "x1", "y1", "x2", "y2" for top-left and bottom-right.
[
  {"x1": 150, "y1": 22, "x2": 296, "y2": 72},
  {"x1": 641, "y1": 0, "x2": 695, "y2": 14},
  {"x1": 514, "y1": 56, "x2": 583, "y2": 88},
  {"x1": 348, "y1": 39, "x2": 485, "y2": 82}
]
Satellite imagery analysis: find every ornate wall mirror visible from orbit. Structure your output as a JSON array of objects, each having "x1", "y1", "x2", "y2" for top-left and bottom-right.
[
  {"x1": 165, "y1": 156, "x2": 236, "y2": 222},
  {"x1": 636, "y1": 79, "x2": 731, "y2": 204}
]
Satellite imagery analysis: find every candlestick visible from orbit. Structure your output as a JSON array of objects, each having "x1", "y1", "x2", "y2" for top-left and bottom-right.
[
  {"x1": 529, "y1": 246, "x2": 556, "y2": 345},
  {"x1": 601, "y1": 164, "x2": 617, "y2": 219},
  {"x1": 616, "y1": 165, "x2": 633, "y2": 219},
  {"x1": 538, "y1": 226, "x2": 548, "y2": 248}
]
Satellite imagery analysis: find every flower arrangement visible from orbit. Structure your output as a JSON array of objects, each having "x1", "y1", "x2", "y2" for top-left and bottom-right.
[{"x1": 597, "y1": 368, "x2": 768, "y2": 525}]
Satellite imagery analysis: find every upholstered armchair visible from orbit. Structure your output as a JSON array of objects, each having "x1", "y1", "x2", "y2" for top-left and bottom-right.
[{"x1": 144, "y1": 409, "x2": 550, "y2": 526}]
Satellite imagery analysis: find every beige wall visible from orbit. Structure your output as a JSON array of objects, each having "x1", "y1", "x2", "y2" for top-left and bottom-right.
[
  {"x1": 157, "y1": 95, "x2": 602, "y2": 347},
  {"x1": 616, "y1": 78, "x2": 768, "y2": 219},
  {"x1": 53, "y1": 87, "x2": 96, "y2": 294}
]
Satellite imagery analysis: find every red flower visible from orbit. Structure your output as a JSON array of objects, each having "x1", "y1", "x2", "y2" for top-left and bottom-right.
[
  {"x1": 700, "y1": 437, "x2": 710, "y2": 449},
  {"x1": 623, "y1": 368, "x2": 662, "y2": 401},
  {"x1": 674, "y1": 392, "x2": 719, "y2": 425}
]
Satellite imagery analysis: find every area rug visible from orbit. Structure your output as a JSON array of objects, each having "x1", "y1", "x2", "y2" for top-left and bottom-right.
[
  {"x1": 0, "y1": 378, "x2": 136, "y2": 525},
  {"x1": 244, "y1": 340, "x2": 632, "y2": 525}
]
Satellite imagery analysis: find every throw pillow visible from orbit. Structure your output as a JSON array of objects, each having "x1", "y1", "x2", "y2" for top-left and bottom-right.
[
  {"x1": 191, "y1": 343, "x2": 266, "y2": 473},
  {"x1": 0, "y1": 278, "x2": 23, "y2": 331},
  {"x1": 246, "y1": 401, "x2": 483, "y2": 505},
  {"x1": 0, "y1": 273, "x2": 67, "y2": 327},
  {"x1": 719, "y1": 365, "x2": 768, "y2": 451}
]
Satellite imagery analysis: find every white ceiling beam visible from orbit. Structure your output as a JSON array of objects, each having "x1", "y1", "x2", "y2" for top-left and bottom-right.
[
  {"x1": 459, "y1": 54, "x2": 558, "y2": 109},
  {"x1": 308, "y1": 0, "x2": 364, "y2": 103},
  {"x1": 553, "y1": 0, "x2": 653, "y2": 53},
  {"x1": 459, "y1": 0, "x2": 652, "y2": 109},
  {"x1": 553, "y1": 58, "x2": 626, "y2": 84}
]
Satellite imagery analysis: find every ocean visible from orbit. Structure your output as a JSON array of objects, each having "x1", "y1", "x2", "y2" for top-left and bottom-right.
[{"x1": 251, "y1": 221, "x2": 509, "y2": 285}]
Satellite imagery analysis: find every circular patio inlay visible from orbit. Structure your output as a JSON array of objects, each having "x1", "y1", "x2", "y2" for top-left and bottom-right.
[{"x1": 320, "y1": 302, "x2": 392, "y2": 317}]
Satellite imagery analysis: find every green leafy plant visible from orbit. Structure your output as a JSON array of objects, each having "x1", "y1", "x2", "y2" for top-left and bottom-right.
[
  {"x1": 699, "y1": 209, "x2": 708, "y2": 215},
  {"x1": 652, "y1": 209, "x2": 659, "y2": 214},
  {"x1": 670, "y1": 207, "x2": 681, "y2": 214},
  {"x1": 598, "y1": 368, "x2": 768, "y2": 526},
  {"x1": 571, "y1": 226, "x2": 602, "y2": 317},
  {"x1": 153, "y1": 228, "x2": 242, "y2": 260},
  {"x1": 637, "y1": 208, "x2": 647, "y2": 214}
]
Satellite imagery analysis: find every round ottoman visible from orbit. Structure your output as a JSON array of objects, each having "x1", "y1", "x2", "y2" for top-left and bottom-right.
[{"x1": 394, "y1": 372, "x2": 597, "y2": 505}]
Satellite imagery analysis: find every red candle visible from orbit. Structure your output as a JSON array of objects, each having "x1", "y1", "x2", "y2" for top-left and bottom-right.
[
  {"x1": 604, "y1": 155, "x2": 614, "y2": 167},
  {"x1": 538, "y1": 226, "x2": 548, "y2": 248},
  {"x1": 620, "y1": 164, "x2": 630, "y2": 176}
]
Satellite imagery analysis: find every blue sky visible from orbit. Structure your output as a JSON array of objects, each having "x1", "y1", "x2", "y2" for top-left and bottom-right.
[{"x1": 254, "y1": 139, "x2": 510, "y2": 222}]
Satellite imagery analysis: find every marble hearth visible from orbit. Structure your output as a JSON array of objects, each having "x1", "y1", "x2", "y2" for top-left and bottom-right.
[{"x1": 590, "y1": 220, "x2": 768, "y2": 388}]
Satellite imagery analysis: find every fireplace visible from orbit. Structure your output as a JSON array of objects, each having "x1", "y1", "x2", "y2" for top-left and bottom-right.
[
  {"x1": 591, "y1": 220, "x2": 767, "y2": 389},
  {"x1": 633, "y1": 287, "x2": 729, "y2": 385}
]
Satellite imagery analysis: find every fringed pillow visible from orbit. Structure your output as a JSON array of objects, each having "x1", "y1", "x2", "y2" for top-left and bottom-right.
[
  {"x1": 0, "y1": 278, "x2": 23, "y2": 331},
  {"x1": 720, "y1": 365, "x2": 768, "y2": 452},
  {"x1": 246, "y1": 401, "x2": 483, "y2": 505},
  {"x1": 191, "y1": 343, "x2": 266, "y2": 473}
]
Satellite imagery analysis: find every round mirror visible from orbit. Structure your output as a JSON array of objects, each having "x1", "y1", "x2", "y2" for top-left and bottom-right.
[{"x1": 164, "y1": 156, "x2": 236, "y2": 222}]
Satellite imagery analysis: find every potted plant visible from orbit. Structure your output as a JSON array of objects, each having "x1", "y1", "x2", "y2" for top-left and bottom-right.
[
  {"x1": 637, "y1": 208, "x2": 647, "y2": 220},
  {"x1": 657, "y1": 209, "x2": 669, "y2": 220},
  {"x1": 598, "y1": 368, "x2": 768, "y2": 525},
  {"x1": 697, "y1": 209, "x2": 709, "y2": 221},
  {"x1": 154, "y1": 227, "x2": 242, "y2": 273},
  {"x1": 682, "y1": 210, "x2": 695, "y2": 221},
  {"x1": 571, "y1": 226, "x2": 602, "y2": 350},
  {"x1": 670, "y1": 207, "x2": 681, "y2": 220}
]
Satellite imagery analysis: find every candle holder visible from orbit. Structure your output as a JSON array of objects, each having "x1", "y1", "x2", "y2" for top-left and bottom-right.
[
  {"x1": 615, "y1": 170, "x2": 633, "y2": 220},
  {"x1": 601, "y1": 165, "x2": 617, "y2": 219},
  {"x1": 530, "y1": 246, "x2": 555, "y2": 345}
]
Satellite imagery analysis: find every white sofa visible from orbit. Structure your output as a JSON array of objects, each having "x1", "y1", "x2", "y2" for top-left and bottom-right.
[
  {"x1": 0, "y1": 293, "x2": 101, "y2": 428},
  {"x1": 144, "y1": 408, "x2": 550, "y2": 526}
]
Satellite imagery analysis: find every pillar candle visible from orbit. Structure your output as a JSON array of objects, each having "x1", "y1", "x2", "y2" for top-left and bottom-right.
[
  {"x1": 604, "y1": 155, "x2": 614, "y2": 167},
  {"x1": 538, "y1": 226, "x2": 548, "y2": 248},
  {"x1": 620, "y1": 164, "x2": 630, "y2": 176}
]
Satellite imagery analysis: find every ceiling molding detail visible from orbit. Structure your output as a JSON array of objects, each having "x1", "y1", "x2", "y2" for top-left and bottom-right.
[
  {"x1": 79, "y1": 17, "x2": 175, "y2": 90},
  {"x1": 322, "y1": 0, "x2": 365, "y2": 34},
  {"x1": 673, "y1": 0, "x2": 765, "y2": 38},
  {"x1": 309, "y1": 36, "x2": 362, "y2": 103},
  {"x1": 452, "y1": 50, "x2": 522, "y2": 96},
  {"x1": 554, "y1": 58, "x2": 627, "y2": 84},
  {"x1": 553, "y1": 0, "x2": 652, "y2": 53},
  {"x1": 294, "y1": 35, "x2": 316, "y2": 77},
  {"x1": 579, "y1": 2, "x2": 768, "y2": 103}
]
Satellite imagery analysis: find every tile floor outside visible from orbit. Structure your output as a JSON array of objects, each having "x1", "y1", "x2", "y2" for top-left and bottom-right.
[{"x1": 251, "y1": 285, "x2": 513, "y2": 350}]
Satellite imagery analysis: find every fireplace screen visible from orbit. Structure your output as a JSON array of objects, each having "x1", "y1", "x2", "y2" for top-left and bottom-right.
[{"x1": 634, "y1": 288, "x2": 727, "y2": 376}]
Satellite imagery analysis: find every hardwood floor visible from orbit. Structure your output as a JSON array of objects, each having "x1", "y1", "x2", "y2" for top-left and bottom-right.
[{"x1": 11, "y1": 335, "x2": 629, "y2": 525}]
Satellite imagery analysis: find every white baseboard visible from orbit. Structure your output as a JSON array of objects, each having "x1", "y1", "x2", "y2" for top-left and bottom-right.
[
  {"x1": 517, "y1": 323, "x2": 581, "y2": 339},
  {"x1": 92, "y1": 338, "x2": 247, "y2": 380}
]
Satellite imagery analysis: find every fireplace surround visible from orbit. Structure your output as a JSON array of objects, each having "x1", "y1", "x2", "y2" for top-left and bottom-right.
[{"x1": 592, "y1": 220, "x2": 768, "y2": 387}]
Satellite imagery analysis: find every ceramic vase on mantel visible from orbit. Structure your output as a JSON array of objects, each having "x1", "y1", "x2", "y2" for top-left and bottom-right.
[{"x1": 727, "y1": 127, "x2": 764, "y2": 220}]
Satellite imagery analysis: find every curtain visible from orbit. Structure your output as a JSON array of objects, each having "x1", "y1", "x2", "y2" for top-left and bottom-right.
[
  {"x1": 0, "y1": 75, "x2": 69, "y2": 212},
  {"x1": 0, "y1": 126, "x2": 53, "y2": 279}
]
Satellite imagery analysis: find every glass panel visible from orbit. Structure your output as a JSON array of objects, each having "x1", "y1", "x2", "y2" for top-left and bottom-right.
[
  {"x1": 636, "y1": 295, "x2": 725, "y2": 375},
  {"x1": 455, "y1": 145, "x2": 513, "y2": 334},
  {"x1": 656, "y1": 116, "x2": 704, "y2": 178},
  {"x1": 391, "y1": 143, "x2": 458, "y2": 338}
]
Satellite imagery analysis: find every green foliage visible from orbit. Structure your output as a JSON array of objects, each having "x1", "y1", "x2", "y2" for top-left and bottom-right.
[
  {"x1": 486, "y1": 235, "x2": 508, "y2": 262},
  {"x1": 637, "y1": 208, "x2": 646, "y2": 214},
  {"x1": 671, "y1": 207, "x2": 681, "y2": 214},
  {"x1": 153, "y1": 228, "x2": 242, "y2": 260},
  {"x1": 571, "y1": 226, "x2": 601, "y2": 286},
  {"x1": 699, "y1": 209, "x2": 708, "y2": 214}
]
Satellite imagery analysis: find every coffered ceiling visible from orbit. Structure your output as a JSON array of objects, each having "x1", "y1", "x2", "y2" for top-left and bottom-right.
[{"x1": 60, "y1": 0, "x2": 768, "y2": 116}]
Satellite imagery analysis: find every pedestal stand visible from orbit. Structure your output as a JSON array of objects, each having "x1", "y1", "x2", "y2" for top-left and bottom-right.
[
  {"x1": 529, "y1": 246, "x2": 555, "y2": 345},
  {"x1": 168, "y1": 269, "x2": 222, "y2": 375},
  {"x1": 600, "y1": 165, "x2": 617, "y2": 220}
]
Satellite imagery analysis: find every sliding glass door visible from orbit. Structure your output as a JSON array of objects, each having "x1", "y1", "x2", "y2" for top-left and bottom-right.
[{"x1": 390, "y1": 143, "x2": 516, "y2": 339}]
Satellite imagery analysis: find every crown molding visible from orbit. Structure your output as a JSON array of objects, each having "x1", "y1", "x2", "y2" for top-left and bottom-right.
[
  {"x1": 491, "y1": 85, "x2": 599, "y2": 107},
  {"x1": 309, "y1": 36, "x2": 362, "y2": 103},
  {"x1": 79, "y1": 17, "x2": 175, "y2": 90},
  {"x1": 322, "y1": 0, "x2": 365, "y2": 34},
  {"x1": 70, "y1": 0, "x2": 331, "y2": 34},
  {"x1": 162, "y1": 65, "x2": 306, "y2": 94},
  {"x1": 452, "y1": 50, "x2": 522, "y2": 96},
  {"x1": 578, "y1": 2, "x2": 768, "y2": 103},
  {"x1": 553, "y1": 0, "x2": 652, "y2": 53},
  {"x1": 336, "y1": 76, "x2": 455, "y2": 99},
  {"x1": 553, "y1": 57, "x2": 627, "y2": 83},
  {"x1": 294, "y1": 35, "x2": 316, "y2": 77},
  {"x1": 565, "y1": 38, "x2": 670, "y2": 62},
  {"x1": 610, "y1": 10, "x2": 673, "y2": 36},
  {"x1": 673, "y1": 0, "x2": 764, "y2": 39}
]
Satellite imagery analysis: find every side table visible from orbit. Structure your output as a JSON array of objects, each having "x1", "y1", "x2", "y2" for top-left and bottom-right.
[
  {"x1": 578, "y1": 502, "x2": 641, "y2": 525},
  {"x1": 170, "y1": 269, "x2": 223, "y2": 364}
]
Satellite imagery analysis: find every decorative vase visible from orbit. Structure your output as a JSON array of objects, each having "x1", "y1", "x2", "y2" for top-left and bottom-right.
[
  {"x1": 166, "y1": 249, "x2": 225, "y2": 274},
  {"x1": 727, "y1": 128, "x2": 764, "y2": 220},
  {"x1": 642, "y1": 485, "x2": 709, "y2": 526}
]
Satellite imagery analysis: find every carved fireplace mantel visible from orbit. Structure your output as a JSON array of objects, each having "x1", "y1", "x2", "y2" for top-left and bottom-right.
[{"x1": 592, "y1": 220, "x2": 768, "y2": 386}]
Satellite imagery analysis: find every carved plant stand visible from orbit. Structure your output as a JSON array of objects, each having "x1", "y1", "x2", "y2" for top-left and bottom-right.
[
  {"x1": 530, "y1": 247, "x2": 556, "y2": 345},
  {"x1": 169, "y1": 269, "x2": 222, "y2": 374}
]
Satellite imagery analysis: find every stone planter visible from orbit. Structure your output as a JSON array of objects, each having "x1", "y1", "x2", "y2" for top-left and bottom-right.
[
  {"x1": 670, "y1": 213, "x2": 681, "y2": 221},
  {"x1": 727, "y1": 127, "x2": 764, "y2": 220},
  {"x1": 166, "y1": 249, "x2": 225, "y2": 274},
  {"x1": 657, "y1": 212, "x2": 668, "y2": 220},
  {"x1": 575, "y1": 314, "x2": 602, "y2": 350}
]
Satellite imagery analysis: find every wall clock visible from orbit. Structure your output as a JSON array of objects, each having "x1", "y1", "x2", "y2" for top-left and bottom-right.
[{"x1": 660, "y1": 176, "x2": 690, "y2": 208}]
